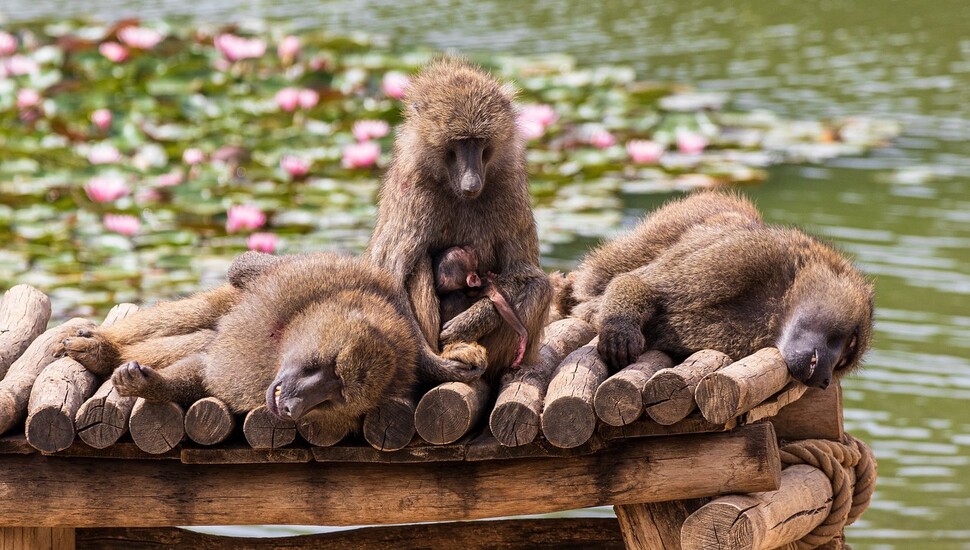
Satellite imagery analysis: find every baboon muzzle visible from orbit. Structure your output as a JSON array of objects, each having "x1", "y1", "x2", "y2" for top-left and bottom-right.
[{"x1": 455, "y1": 140, "x2": 485, "y2": 198}]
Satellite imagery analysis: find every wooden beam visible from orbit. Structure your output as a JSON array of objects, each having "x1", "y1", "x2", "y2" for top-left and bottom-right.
[
  {"x1": 642, "y1": 350, "x2": 733, "y2": 426},
  {"x1": 0, "y1": 527, "x2": 74, "y2": 550},
  {"x1": 541, "y1": 337, "x2": 609, "y2": 449},
  {"x1": 362, "y1": 394, "x2": 416, "y2": 451},
  {"x1": 769, "y1": 383, "x2": 843, "y2": 440},
  {"x1": 615, "y1": 501, "x2": 695, "y2": 550},
  {"x1": 0, "y1": 423, "x2": 780, "y2": 527},
  {"x1": 25, "y1": 357, "x2": 98, "y2": 453},
  {"x1": 694, "y1": 348, "x2": 790, "y2": 425},
  {"x1": 414, "y1": 378, "x2": 490, "y2": 445}
]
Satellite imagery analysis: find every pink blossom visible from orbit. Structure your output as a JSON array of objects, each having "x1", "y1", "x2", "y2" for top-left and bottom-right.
[
  {"x1": 85, "y1": 175, "x2": 130, "y2": 203},
  {"x1": 117, "y1": 27, "x2": 164, "y2": 49},
  {"x1": 280, "y1": 155, "x2": 310, "y2": 178},
  {"x1": 99, "y1": 42, "x2": 129, "y2": 63},
  {"x1": 4, "y1": 55, "x2": 39, "y2": 75},
  {"x1": 277, "y1": 35, "x2": 300, "y2": 63},
  {"x1": 517, "y1": 119, "x2": 545, "y2": 141},
  {"x1": 226, "y1": 205, "x2": 267, "y2": 233},
  {"x1": 103, "y1": 214, "x2": 140, "y2": 236},
  {"x1": 519, "y1": 104, "x2": 558, "y2": 129},
  {"x1": 275, "y1": 87, "x2": 300, "y2": 112},
  {"x1": 156, "y1": 170, "x2": 184, "y2": 187},
  {"x1": 0, "y1": 31, "x2": 17, "y2": 56},
  {"x1": 382, "y1": 71, "x2": 410, "y2": 99},
  {"x1": 214, "y1": 34, "x2": 267, "y2": 62},
  {"x1": 298, "y1": 88, "x2": 319, "y2": 109},
  {"x1": 91, "y1": 109, "x2": 112, "y2": 131},
  {"x1": 352, "y1": 120, "x2": 390, "y2": 142},
  {"x1": 15, "y1": 88, "x2": 40, "y2": 109},
  {"x1": 87, "y1": 143, "x2": 122, "y2": 165},
  {"x1": 135, "y1": 188, "x2": 162, "y2": 204},
  {"x1": 676, "y1": 131, "x2": 709, "y2": 155},
  {"x1": 342, "y1": 141, "x2": 381, "y2": 169},
  {"x1": 182, "y1": 148, "x2": 205, "y2": 165},
  {"x1": 626, "y1": 140, "x2": 665, "y2": 164},
  {"x1": 247, "y1": 232, "x2": 278, "y2": 253},
  {"x1": 589, "y1": 129, "x2": 616, "y2": 149}
]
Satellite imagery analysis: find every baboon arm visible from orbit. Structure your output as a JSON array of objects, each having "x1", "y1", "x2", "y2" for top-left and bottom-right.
[
  {"x1": 406, "y1": 254, "x2": 441, "y2": 350},
  {"x1": 102, "y1": 284, "x2": 240, "y2": 346},
  {"x1": 596, "y1": 270, "x2": 658, "y2": 370}
]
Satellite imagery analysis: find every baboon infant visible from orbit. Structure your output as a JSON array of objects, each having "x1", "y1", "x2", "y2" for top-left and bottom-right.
[
  {"x1": 433, "y1": 246, "x2": 528, "y2": 368},
  {"x1": 559, "y1": 191, "x2": 874, "y2": 389}
]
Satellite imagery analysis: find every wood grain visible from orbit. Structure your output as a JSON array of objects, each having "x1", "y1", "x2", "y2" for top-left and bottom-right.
[
  {"x1": 0, "y1": 285, "x2": 52, "y2": 379},
  {"x1": 694, "y1": 348, "x2": 791, "y2": 425},
  {"x1": 184, "y1": 398, "x2": 235, "y2": 446},
  {"x1": 414, "y1": 378, "x2": 490, "y2": 445},
  {"x1": 129, "y1": 399, "x2": 184, "y2": 455},
  {"x1": 594, "y1": 350, "x2": 672, "y2": 427},
  {"x1": 642, "y1": 349, "x2": 733, "y2": 426},
  {"x1": 25, "y1": 357, "x2": 98, "y2": 453},
  {"x1": 541, "y1": 337, "x2": 609, "y2": 448}
]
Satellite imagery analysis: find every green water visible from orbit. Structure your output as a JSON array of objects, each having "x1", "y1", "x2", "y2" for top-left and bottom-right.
[{"x1": 3, "y1": 1, "x2": 970, "y2": 547}]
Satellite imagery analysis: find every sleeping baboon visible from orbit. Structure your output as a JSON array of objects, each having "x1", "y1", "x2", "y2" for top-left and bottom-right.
[
  {"x1": 366, "y1": 56, "x2": 551, "y2": 381},
  {"x1": 558, "y1": 191, "x2": 873, "y2": 389}
]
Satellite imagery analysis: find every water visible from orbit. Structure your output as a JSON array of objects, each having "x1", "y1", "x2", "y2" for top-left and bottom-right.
[{"x1": 3, "y1": 1, "x2": 969, "y2": 547}]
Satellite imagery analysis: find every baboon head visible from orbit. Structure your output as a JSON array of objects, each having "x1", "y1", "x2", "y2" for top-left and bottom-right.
[
  {"x1": 401, "y1": 56, "x2": 519, "y2": 200},
  {"x1": 776, "y1": 261, "x2": 874, "y2": 389},
  {"x1": 433, "y1": 245, "x2": 481, "y2": 293}
]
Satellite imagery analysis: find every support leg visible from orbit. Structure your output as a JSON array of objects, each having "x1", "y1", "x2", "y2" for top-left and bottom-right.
[
  {"x1": 0, "y1": 527, "x2": 75, "y2": 550},
  {"x1": 614, "y1": 501, "x2": 693, "y2": 550}
]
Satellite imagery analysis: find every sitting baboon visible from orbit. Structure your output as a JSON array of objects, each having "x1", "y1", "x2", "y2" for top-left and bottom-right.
[
  {"x1": 366, "y1": 56, "x2": 551, "y2": 381},
  {"x1": 558, "y1": 191, "x2": 873, "y2": 389}
]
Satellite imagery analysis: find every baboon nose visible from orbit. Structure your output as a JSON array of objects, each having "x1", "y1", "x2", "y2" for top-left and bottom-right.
[{"x1": 819, "y1": 378, "x2": 830, "y2": 390}]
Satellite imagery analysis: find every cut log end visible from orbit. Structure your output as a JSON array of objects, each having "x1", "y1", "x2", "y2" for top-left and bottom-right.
[
  {"x1": 695, "y1": 347, "x2": 790, "y2": 425},
  {"x1": 363, "y1": 396, "x2": 416, "y2": 451},
  {"x1": 243, "y1": 406, "x2": 296, "y2": 449},
  {"x1": 76, "y1": 400, "x2": 129, "y2": 449},
  {"x1": 541, "y1": 396, "x2": 597, "y2": 449},
  {"x1": 25, "y1": 406, "x2": 76, "y2": 453},
  {"x1": 415, "y1": 381, "x2": 488, "y2": 445},
  {"x1": 681, "y1": 498, "x2": 761, "y2": 550},
  {"x1": 297, "y1": 415, "x2": 350, "y2": 448},
  {"x1": 129, "y1": 400, "x2": 185, "y2": 455},
  {"x1": 594, "y1": 377, "x2": 643, "y2": 427},
  {"x1": 489, "y1": 401, "x2": 540, "y2": 447},
  {"x1": 185, "y1": 397, "x2": 235, "y2": 446}
]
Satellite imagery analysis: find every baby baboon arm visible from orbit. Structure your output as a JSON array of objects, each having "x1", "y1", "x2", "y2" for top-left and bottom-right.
[
  {"x1": 485, "y1": 284, "x2": 528, "y2": 368},
  {"x1": 112, "y1": 354, "x2": 207, "y2": 406},
  {"x1": 596, "y1": 270, "x2": 658, "y2": 371},
  {"x1": 439, "y1": 295, "x2": 501, "y2": 344}
]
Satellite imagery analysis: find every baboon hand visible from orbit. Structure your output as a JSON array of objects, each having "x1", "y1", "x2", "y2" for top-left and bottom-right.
[
  {"x1": 60, "y1": 328, "x2": 117, "y2": 376},
  {"x1": 440, "y1": 342, "x2": 488, "y2": 381},
  {"x1": 597, "y1": 323, "x2": 646, "y2": 371},
  {"x1": 111, "y1": 361, "x2": 165, "y2": 400}
]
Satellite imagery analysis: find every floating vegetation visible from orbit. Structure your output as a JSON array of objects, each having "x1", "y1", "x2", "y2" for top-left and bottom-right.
[{"x1": 0, "y1": 19, "x2": 900, "y2": 317}]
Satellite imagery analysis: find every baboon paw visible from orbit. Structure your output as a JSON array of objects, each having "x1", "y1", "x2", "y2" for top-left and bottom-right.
[
  {"x1": 597, "y1": 325, "x2": 646, "y2": 371},
  {"x1": 60, "y1": 330, "x2": 117, "y2": 376},
  {"x1": 111, "y1": 361, "x2": 163, "y2": 398},
  {"x1": 441, "y1": 342, "x2": 488, "y2": 381}
]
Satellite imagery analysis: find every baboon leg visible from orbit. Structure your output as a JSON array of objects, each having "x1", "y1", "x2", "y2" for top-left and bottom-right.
[
  {"x1": 112, "y1": 353, "x2": 207, "y2": 406},
  {"x1": 120, "y1": 330, "x2": 217, "y2": 371},
  {"x1": 415, "y1": 341, "x2": 487, "y2": 384},
  {"x1": 595, "y1": 270, "x2": 658, "y2": 371},
  {"x1": 407, "y1": 254, "x2": 441, "y2": 351}
]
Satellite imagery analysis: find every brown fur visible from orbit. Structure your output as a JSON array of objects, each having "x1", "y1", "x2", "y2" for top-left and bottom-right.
[
  {"x1": 366, "y1": 56, "x2": 551, "y2": 382},
  {"x1": 561, "y1": 191, "x2": 873, "y2": 388}
]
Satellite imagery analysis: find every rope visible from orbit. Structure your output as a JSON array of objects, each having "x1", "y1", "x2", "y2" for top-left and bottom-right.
[{"x1": 778, "y1": 434, "x2": 877, "y2": 549}]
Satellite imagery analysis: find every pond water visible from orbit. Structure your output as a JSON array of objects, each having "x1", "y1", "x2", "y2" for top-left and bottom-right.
[{"x1": 3, "y1": 1, "x2": 970, "y2": 548}]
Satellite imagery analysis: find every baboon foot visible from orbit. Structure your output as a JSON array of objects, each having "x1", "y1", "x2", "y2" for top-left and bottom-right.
[
  {"x1": 111, "y1": 361, "x2": 167, "y2": 401},
  {"x1": 60, "y1": 329, "x2": 120, "y2": 376},
  {"x1": 440, "y1": 342, "x2": 488, "y2": 382}
]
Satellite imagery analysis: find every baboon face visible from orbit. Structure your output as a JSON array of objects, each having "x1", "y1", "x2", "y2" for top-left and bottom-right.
[
  {"x1": 434, "y1": 246, "x2": 481, "y2": 293},
  {"x1": 267, "y1": 346, "x2": 344, "y2": 421}
]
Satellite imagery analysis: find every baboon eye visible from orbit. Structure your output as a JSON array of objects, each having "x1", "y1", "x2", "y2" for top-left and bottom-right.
[
  {"x1": 446, "y1": 149, "x2": 456, "y2": 163},
  {"x1": 482, "y1": 146, "x2": 493, "y2": 162}
]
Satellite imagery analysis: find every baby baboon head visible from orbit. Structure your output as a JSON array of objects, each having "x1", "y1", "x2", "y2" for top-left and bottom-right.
[
  {"x1": 433, "y1": 245, "x2": 481, "y2": 293},
  {"x1": 776, "y1": 260, "x2": 874, "y2": 389},
  {"x1": 401, "y1": 56, "x2": 519, "y2": 200}
]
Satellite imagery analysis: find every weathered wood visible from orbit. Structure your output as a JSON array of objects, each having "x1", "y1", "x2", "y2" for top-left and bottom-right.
[
  {"x1": 681, "y1": 464, "x2": 833, "y2": 550},
  {"x1": 297, "y1": 411, "x2": 351, "y2": 448},
  {"x1": 615, "y1": 500, "x2": 693, "y2": 550},
  {"x1": 415, "y1": 377, "x2": 490, "y2": 445},
  {"x1": 312, "y1": 441, "x2": 468, "y2": 464},
  {"x1": 362, "y1": 394, "x2": 417, "y2": 451},
  {"x1": 643, "y1": 350, "x2": 733, "y2": 425},
  {"x1": 744, "y1": 381, "x2": 808, "y2": 423},
  {"x1": 53, "y1": 440, "x2": 179, "y2": 460},
  {"x1": 184, "y1": 397, "x2": 235, "y2": 446},
  {"x1": 25, "y1": 357, "x2": 98, "y2": 453},
  {"x1": 541, "y1": 337, "x2": 610, "y2": 449},
  {"x1": 594, "y1": 350, "x2": 672, "y2": 427},
  {"x1": 0, "y1": 285, "x2": 52, "y2": 379},
  {"x1": 695, "y1": 348, "x2": 791, "y2": 425},
  {"x1": 129, "y1": 399, "x2": 184, "y2": 455},
  {"x1": 0, "y1": 318, "x2": 95, "y2": 436},
  {"x1": 464, "y1": 431, "x2": 607, "y2": 461},
  {"x1": 770, "y1": 383, "x2": 843, "y2": 440},
  {"x1": 243, "y1": 406, "x2": 296, "y2": 449},
  {"x1": 0, "y1": 423, "x2": 779, "y2": 527},
  {"x1": 75, "y1": 519, "x2": 625, "y2": 549},
  {"x1": 0, "y1": 527, "x2": 74, "y2": 550},
  {"x1": 74, "y1": 304, "x2": 140, "y2": 449},
  {"x1": 598, "y1": 412, "x2": 734, "y2": 440},
  {"x1": 181, "y1": 446, "x2": 312, "y2": 464},
  {"x1": 490, "y1": 318, "x2": 597, "y2": 447},
  {"x1": 0, "y1": 434, "x2": 35, "y2": 455}
]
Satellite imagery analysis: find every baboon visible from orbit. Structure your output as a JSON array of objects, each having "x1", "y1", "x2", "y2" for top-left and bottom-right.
[
  {"x1": 433, "y1": 246, "x2": 528, "y2": 368},
  {"x1": 559, "y1": 191, "x2": 873, "y2": 389},
  {"x1": 366, "y1": 56, "x2": 551, "y2": 381}
]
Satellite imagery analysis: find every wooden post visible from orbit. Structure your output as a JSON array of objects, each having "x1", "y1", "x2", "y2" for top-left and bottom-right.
[
  {"x1": 184, "y1": 397, "x2": 235, "y2": 446},
  {"x1": 694, "y1": 348, "x2": 791, "y2": 425},
  {"x1": 642, "y1": 350, "x2": 733, "y2": 425},
  {"x1": 415, "y1": 377, "x2": 490, "y2": 445},
  {"x1": 128, "y1": 399, "x2": 184, "y2": 455},
  {"x1": 0, "y1": 527, "x2": 75, "y2": 549},
  {"x1": 490, "y1": 318, "x2": 596, "y2": 447},
  {"x1": 363, "y1": 394, "x2": 417, "y2": 451},
  {"x1": 541, "y1": 337, "x2": 610, "y2": 449},
  {"x1": 243, "y1": 406, "x2": 296, "y2": 449},
  {"x1": 770, "y1": 383, "x2": 843, "y2": 440},
  {"x1": 681, "y1": 464, "x2": 834, "y2": 550},
  {"x1": 297, "y1": 411, "x2": 351, "y2": 447},
  {"x1": 615, "y1": 501, "x2": 694, "y2": 550},
  {"x1": 594, "y1": 350, "x2": 672, "y2": 426},
  {"x1": 0, "y1": 318, "x2": 95, "y2": 436},
  {"x1": 0, "y1": 284, "x2": 52, "y2": 379},
  {"x1": 25, "y1": 357, "x2": 98, "y2": 453}
]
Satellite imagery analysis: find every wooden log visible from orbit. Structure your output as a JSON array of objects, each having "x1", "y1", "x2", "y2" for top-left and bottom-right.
[
  {"x1": 0, "y1": 423, "x2": 780, "y2": 527},
  {"x1": 541, "y1": 337, "x2": 610, "y2": 449},
  {"x1": 594, "y1": 350, "x2": 673, "y2": 427},
  {"x1": 681, "y1": 464, "x2": 833, "y2": 550},
  {"x1": 490, "y1": 318, "x2": 597, "y2": 447},
  {"x1": 643, "y1": 349, "x2": 733, "y2": 425},
  {"x1": 128, "y1": 399, "x2": 184, "y2": 455},
  {"x1": 243, "y1": 406, "x2": 296, "y2": 449},
  {"x1": 694, "y1": 348, "x2": 791, "y2": 425},
  {"x1": 25, "y1": 357, "x2": 98, "y2": 453},
  {"x1": 362, "y1": 394, "x2": 417, "y2": 451},
  {"x1": 770, "y1": 383, "x2": 843, "y2": 440},
  {"x1": 0, "y1": 527, "x2": 74, "y2": 550},
  {"x1": 0, "y1": 284, "x2": 52, "y2": 379},
  {"x1": 74, "y1": 304, "x2": 140, "y2": 449},
  {"x1": 599, "y1": 412, "x2": 734, "y2": 441},
  {"x1": 415, "y1": 377, "x2": 490, "y2": 445},
  {"x1": 0, "y1": 318, "x2": 95, "y2": 436},
  {"x1": 744, "y1": 382, "x2": 808, "y2": 423},
  {"x1": 184, "y1": 397, "x2": 235, "y2": 446},
  {"x1": 615, "y1": 500, "x2": 694, "y2": 550},
  {"x1": 297, "y1": 412, "x2": 351, "y2": 448},
  {"x1": 181, "y1": 447, "x2": 312, "y2": 465}
]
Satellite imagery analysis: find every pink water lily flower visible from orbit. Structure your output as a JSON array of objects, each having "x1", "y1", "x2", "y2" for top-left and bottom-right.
[
  {"x1": 99, "y1": 42, "x2": 129, "y2": 63},
  {"x1": 91, "y1": 109, "x2": 112, "y2": 131},
  {"x1": 676, "y1": 131, "x2": 709, "y2": 155},
  {"x1": 352, "y1": 120, "x2": 390, "y2": 142},
  {"x1": 4, "y1": 55, "x2": 39, "y2": 76},
  {"x1": 103, "y1": 214, "x2": 140, "y2": 236},
  {"x1": 589, "y1": 129, "x2": 617, "y2": 149},
  {"x1": 277, "y1": 35, "x2": 300, "y2": 64},
  {"x1": 0, "y1": 31, "x2": 17, "y2": 56},
  {"x1": 15, "y1": 88, "x2": 41, "y2": 109},
  {"x1": 382, "y1": 72, "x2": 410, "y2": 99},
  {"x1": 517, "y1": 119, "x2": 545, "y2": 141},
  {"x1": 87, "y1": 143, "x2": 122, "y2": 165},
  {"x1": 275, "y1": 87, "x2": 300, "y2": 112},
  {"x1": 117, "y1": 27, "x2": 164, "y2": 49},
  {"x1": 519, "y1": 104, "x2": 558, "y2": 129},
  {"x1": 342, "y1": 141, "x2": 381, "y2": 169},
  {"x1": 214, "y1": 34, "x2": 266, "y2": 62},
  {"x1": 247, "y1": 232, "x2": 278, "y2": 253},
  {"x1": 182, "y1": 148, "x2": 205, "y2": 165},
  {"x1": 626, "y1": 140, "x2": 665, "y2": 164},
  {"x1": 156, "y1": 170, "x2": 184, "y2": 187},
  {"x1": 298, "y1": 88, "x2": 319, "y2": 110},
  {"x1": 280, "y1": 155, "x2": 310, "y2": 178},
  {"x1": 226, "y1": 205, "x2": 267, "y2": 233},
  {"x1": 85, "y1": 175, "x2": 130, "y2": 203}
]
